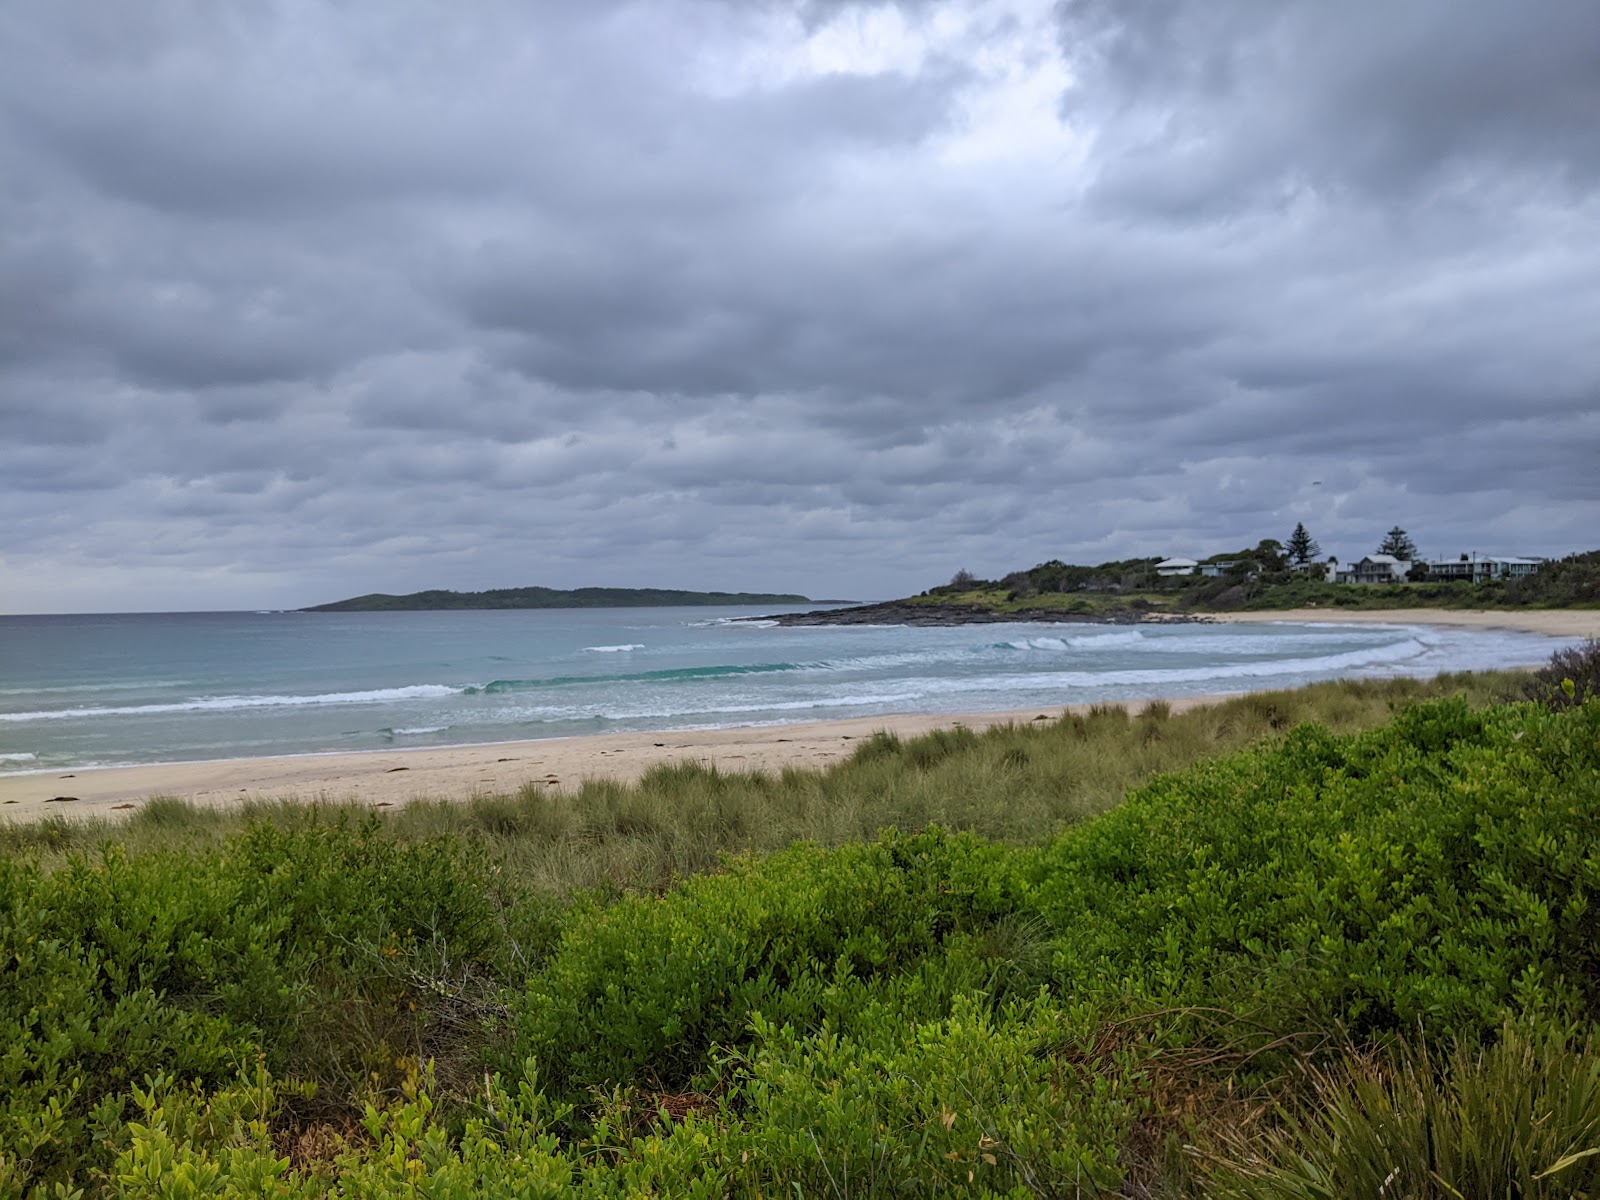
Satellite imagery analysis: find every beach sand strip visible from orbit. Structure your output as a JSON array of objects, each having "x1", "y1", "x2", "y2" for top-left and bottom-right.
[{"x1": 1, "y1": 699, "x2": 1219, "y2": 818}]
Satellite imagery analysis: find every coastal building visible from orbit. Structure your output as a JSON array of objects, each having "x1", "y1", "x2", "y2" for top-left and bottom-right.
[
  {"x1": 1423, "y1": 554, "x2": 1544, "y2": 584},
  {"x1": 1199, "y1": 559, "x2": 1243, "y2": 578},
  {"x1": 1346, "y1": 554, "x2": 1411, "y2": 585},
  {"x1": 1290, "y1": 558, "x2": 1338, "y2": 582},
  {"x1": 1155, "y1": 557, "x2": 1199, "y2": 577}
]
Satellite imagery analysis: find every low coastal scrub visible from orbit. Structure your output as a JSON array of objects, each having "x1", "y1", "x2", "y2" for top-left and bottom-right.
[
  {"x1": 913, "y1": 547, "x2": 1600, "y2": 615},
  {"x1": 5, "y1": 673, "x2": 1600, "y2": 1195}
]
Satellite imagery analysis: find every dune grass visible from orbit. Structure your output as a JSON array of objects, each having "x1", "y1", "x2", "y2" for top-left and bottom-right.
[{"x1": 1, "y1": 671, "x2": 1521, "y2": 892}]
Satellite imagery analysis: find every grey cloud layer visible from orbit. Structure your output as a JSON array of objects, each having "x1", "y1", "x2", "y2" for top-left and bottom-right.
[{"x1": 2, "y1": 0, "x2": 1596, "y2": 612}]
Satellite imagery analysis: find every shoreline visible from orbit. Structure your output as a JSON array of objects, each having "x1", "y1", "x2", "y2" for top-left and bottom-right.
[
  {"x1": 3, "y1": 607, "x2": 1586, "y2": 821},
  {"x1": 760, "y1": 601, "x2": 1600, "y2": 638},
  {"x1": 1205, "y1": 607, "x2": 1600, "y2": 637},
  {"x1": 0, "y1": 698, "x2": 1224, "y2": 819}
]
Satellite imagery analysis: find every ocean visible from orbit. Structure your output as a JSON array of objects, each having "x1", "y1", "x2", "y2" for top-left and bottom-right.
[{"x1": 0, "y1": 607, "x2": 1571, "y2": 774}]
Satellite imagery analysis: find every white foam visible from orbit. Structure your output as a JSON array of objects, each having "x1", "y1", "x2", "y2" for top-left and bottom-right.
[
  {"x1": 0, "y1": 751, "x2": 37, "y2": 762},
  {"x1": 392, "y1": 725, "x2": 447, "y2": 735},
  {"x1": 1002, "y1": 630, "x2": 1145, "y2": 652},
  {"x1": 1066, "y1": 629, "x2": 1147, "y2": 648},
  {"x1": 0, "y1": 684, "x2": 461, "y2": 724},
  {"x1": 584, "y1": 644, "x2": 644, "y2": 653}
]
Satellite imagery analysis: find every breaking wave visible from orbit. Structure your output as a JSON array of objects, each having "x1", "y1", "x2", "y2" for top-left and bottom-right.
[{"x1": 0, "y1": 684, "x2": 460, "y2": 724}]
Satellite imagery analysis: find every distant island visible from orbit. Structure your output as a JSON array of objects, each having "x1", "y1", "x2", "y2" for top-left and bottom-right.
[{"x1": 303, "y1": 586, "x2": 818, "y2": 612}]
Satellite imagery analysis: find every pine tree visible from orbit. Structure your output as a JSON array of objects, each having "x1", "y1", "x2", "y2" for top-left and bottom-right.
[
  {"x1": 1286, "y1": 522, "x2": 1320, "y2": 565},
  {"x1": 1378, "y1": 526, "x2": 1418, "y2": 560}
]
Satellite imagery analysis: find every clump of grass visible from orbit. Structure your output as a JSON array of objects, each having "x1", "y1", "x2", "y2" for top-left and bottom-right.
[{"x1": 1209, "y1": 1026, "x2": 1600, "y2": 1198}]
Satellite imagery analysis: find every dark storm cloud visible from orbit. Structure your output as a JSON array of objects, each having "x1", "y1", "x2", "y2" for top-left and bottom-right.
[
  {"x1": 1, "y1": 0, "x2": 1596, "y2": 613},
  {"x1": 1057, "y1": 0, "x2": 1600, "y2": 213}
]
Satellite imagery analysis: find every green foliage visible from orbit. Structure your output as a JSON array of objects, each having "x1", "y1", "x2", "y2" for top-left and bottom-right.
[
  {"x1": 1524, "y1": 637, "x2": 1600, "y2": 710},
  {"x1": 0, "y1": 816, "x2": 501, "y2": 1193},
  {"x1": 1285, "y1": 522, "x2": 1320, "y2": 566},
  {"x1": 725, "y1": 993, "x2": 1141, "y2": 1195},
  {"x1": 914, "y1": 546, "x2": 1600, "y2": 613},
  {"x1": 516, "y1": 828, "x2": 1026, "y2": 1093},
  {"x1": 7, "y1": 687, "x2": 1600, "y2": 1196},
  {"x1": 1031, "y1": 698, "x2": 1600, "y2": 1043},
  {"x1": 1378, "y1": 526, "x2": 1418, "y2": 560},
  {"x1": 1504, "y1": 550, "x2": 1600, "y2": 606},
  {"x1": 1209, "y1": 1025, "x2": 1600, "y2": 1199}
]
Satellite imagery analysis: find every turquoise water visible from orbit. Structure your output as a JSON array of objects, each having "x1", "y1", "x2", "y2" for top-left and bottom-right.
[{"x1": 0, "y1": 607, "x2": 1571, "y2": 772}]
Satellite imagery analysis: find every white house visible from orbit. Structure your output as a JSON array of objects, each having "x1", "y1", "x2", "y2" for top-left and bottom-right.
[
  {"x1": 1424, "y1": 554, "x2": 1544, "y2": 584},
  {"x1": 1155, "y1": 557, "x2": 1199, "y2": 577},
  {"x1": 1347, "y1": 554, "x2": 1411, "y2": 585}
]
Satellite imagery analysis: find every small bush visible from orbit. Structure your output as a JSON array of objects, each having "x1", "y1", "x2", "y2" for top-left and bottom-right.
[{"x1": 1524, "y1": 637, "x2": 1600, "y2": 710}]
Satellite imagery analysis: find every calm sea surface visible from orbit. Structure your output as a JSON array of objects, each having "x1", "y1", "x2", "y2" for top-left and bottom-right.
[{"x1": 0, "y1": 607, "x2": 1572, "y2": 773}]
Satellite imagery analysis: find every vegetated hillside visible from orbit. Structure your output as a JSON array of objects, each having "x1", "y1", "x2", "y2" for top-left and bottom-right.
[
  {"x1": 912, "y1": 547, "x2": 1600, "y2": 615},
  {"x1": 302, "y1": 585, "x2": 814, "y2": 611},
  {"x1": 6, "y1": 662, "x2": 1600, "y2": 1196}
]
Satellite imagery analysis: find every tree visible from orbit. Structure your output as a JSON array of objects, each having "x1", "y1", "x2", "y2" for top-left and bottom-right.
[
  {"x1": 1285, "y1": 522, "x2": 1321, "y2": 565},
  {"x1": 949, "y1": 568, "x2": 977, "y2": 588},
  {"x1": 1253, "y1": 539, "x2": 1286, "y2": 571},
  {"x1": 1378, "y1": 527, "x2": 1418, "y2": 560}
]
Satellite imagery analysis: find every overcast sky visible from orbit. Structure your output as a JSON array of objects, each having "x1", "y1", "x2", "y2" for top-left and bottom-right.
[{"x1": 3, "y1": 0, "x2": 1597, "y2": 613}]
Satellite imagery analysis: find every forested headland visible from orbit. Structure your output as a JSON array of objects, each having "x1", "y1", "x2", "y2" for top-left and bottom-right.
[{"x1": 303, "y1": 586, "x2": 816, "y2": 612}]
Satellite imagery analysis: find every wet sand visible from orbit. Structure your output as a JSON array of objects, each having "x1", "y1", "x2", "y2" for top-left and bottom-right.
[{"x1": 0, "y1": 698, "x2": 1222, "y2": 819}]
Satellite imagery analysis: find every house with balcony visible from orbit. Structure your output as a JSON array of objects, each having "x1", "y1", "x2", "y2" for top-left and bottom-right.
[
  {"x1": 1346, "y1": 554, "x2": 1411, "y2": 585},
  {"x1": 1423, "y1": 554, "x2": 1544, "y2": 584}
]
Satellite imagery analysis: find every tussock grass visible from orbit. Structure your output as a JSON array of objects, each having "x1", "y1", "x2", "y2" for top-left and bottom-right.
[
  {"x1": 2, "y1": 671, "x2": 1521, "y2": 891},
  {"x1": 1209, "y1": 1026, "x2": 1600, "y2": 1198}
]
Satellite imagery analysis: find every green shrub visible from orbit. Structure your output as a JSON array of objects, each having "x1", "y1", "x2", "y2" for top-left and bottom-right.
[
  {"x1": 724, "y1": 993, "x2": 1141, "y2": 1195},
  {"x1": 0, "y1": 816, "x2": 502, "y2": 1193},
  {"x1": 516, "y1": 827, "x2": 1027, "y2": 1093},
  {"x1": 1523, "y1": 637, "x2": 1600, "y2": 710},
  {"x1": 1031, "y1": 698, "x2": 1600, "y2": 1044}
]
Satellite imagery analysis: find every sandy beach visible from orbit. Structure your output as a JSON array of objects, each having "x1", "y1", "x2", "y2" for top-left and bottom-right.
[
  {"x1": 1207, "y1": 608, "x2": 1600, "y2": 638},
  {"x1": 3, "y1": 607, "x2": 1588, "y2": 822},
  {"x1": 0, "y1": 698, "x2": 1222, "y2": 819}
]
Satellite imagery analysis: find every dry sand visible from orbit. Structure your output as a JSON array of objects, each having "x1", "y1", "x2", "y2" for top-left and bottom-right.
[
  {"x1": 0, "y1": 698, "x2": 1220, "y2": 820},
  {"x1": 1207, "y1": 607, "x2": 1600, "y2": 638}
]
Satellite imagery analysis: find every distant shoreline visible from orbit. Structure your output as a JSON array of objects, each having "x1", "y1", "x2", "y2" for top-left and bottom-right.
[
  {"x1": 758, "y1": 601, "x2": 1600, "y2": 638},
  {"x1": 754, "y1": 600, "x2": 1206, "y2": 627},
  {"x1": 302, "y1": 587, "x2": 830, "y2": 612},
  {"x1": 1209, "y1": 608, "x2": 1600, "y2": 638}
]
